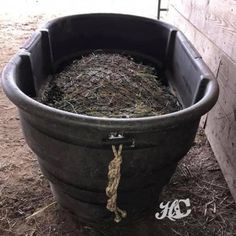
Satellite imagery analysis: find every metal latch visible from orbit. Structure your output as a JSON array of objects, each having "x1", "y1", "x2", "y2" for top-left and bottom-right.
[{"x1": 103, "y1": 133, "x2": 135, "y2": 147}]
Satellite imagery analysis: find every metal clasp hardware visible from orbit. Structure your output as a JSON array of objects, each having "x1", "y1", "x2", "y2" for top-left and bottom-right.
[{"x1": 103, "y1": 133, "x2": 135, "y2": 148}]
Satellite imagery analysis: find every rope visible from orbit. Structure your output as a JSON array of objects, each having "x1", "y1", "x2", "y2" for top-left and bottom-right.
[{"x1": 106, "y1": 144, "x2": 127, "y2": 223}]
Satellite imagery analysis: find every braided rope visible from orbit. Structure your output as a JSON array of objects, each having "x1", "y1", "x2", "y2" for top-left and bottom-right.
[{"x1": 106, "y1": 144, "x2": 127, "y2": 223}]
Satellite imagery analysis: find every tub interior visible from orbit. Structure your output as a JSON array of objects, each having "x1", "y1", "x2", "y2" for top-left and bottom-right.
[{"x1": 15, "y1": 14, "x2": 212, "y2": 110}]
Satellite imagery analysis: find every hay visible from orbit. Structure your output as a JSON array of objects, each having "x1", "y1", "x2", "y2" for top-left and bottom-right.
[{"x1": 38, "y1": 53, "x2": 181, "y2": 117}]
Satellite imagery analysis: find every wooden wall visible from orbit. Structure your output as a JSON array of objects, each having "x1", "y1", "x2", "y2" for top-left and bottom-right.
[{"x1": 166, "y1": 0, "x2": 236, "y2": 202}]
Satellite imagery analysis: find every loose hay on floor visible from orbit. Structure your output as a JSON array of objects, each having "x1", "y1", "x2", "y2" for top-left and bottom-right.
[
  {"x1": 159, "y1": 129, "x2": 236, "y2": 236},
  {"x1": 38, "y1": 53, "x2": 181, "y2": 117}
]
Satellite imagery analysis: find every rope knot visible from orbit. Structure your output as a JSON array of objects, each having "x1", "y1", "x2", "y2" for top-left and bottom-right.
[{"x1": 106, "y1": 144, "x2": 127, "y2": 223}]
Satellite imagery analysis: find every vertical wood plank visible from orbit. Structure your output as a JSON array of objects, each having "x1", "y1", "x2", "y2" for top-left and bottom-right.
[{"x1": 205, "y1": 55, "x2": 236, "y2": 202}]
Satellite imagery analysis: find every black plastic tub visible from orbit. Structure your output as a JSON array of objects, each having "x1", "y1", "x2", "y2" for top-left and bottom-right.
[{"x1": 2, "y1": 14, "x2": 219, "y2": 225}]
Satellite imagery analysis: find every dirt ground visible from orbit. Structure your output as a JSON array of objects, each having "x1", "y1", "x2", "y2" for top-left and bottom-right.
[{"x1": 0, "y1": 11, "x2": 236, "y2": 236}]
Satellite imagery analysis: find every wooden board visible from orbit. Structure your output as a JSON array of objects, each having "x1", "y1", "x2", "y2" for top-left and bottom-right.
[
  {"x1": 167, "y1": 3, "x2": 236, "y2": 202},
  {"x1": 170, "y1": 0, "x2": 236, "y2": 62},
  {"x1": 167, "y1": 5, "x2": 222, "y2": 76},
  {"x1": 205, "y1": 54, "x2": 236, "y2": 202}
]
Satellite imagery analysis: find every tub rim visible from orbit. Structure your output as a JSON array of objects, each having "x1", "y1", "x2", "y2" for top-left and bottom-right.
[
  {"x1": 1, "y1": 13, "x2": 219, "y2": 130},
  {"x1": 2, "y1": 58, "x2": 219, "y2": 130}
]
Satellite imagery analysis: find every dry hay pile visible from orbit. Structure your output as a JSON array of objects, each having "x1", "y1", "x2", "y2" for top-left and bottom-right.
[{"x1": 38, "y1": 53, "x2": 181, "y2": 117}]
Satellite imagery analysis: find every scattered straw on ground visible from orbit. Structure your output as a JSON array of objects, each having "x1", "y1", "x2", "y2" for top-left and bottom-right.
[{"x1": 159, "y1": 129, "x2": 236, "y2": 236}]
